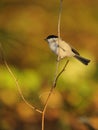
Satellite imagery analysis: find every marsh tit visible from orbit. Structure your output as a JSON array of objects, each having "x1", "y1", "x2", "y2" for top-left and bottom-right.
[{"x1": 45, "y1": 35, "x2": 90, "y2": 65}]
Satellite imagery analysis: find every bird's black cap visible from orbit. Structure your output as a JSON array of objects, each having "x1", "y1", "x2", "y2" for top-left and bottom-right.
[{"x1": 46, "y1": 35, "x2": 58, "y2": 40}]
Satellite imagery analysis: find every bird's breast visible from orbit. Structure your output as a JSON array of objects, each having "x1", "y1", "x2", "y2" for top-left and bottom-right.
[{"x1": 49, "y1": 43, "x2": 58, "y2": 54}]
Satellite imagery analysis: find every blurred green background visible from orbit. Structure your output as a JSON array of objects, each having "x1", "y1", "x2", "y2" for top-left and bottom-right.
[{"x1": 0, "y1": 0, "x2": 98, "y2": 130}]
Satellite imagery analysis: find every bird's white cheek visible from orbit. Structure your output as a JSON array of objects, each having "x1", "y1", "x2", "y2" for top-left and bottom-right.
[{"x1": 49, "y1": 43, "x2": 58, "y2": 54}]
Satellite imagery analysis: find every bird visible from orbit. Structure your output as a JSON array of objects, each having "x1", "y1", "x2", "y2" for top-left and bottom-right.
[{"x1": 45, "y1": 35, "x2": 90, "y2": 65}]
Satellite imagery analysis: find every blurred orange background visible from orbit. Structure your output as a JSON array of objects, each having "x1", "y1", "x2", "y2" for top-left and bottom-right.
[{"x1": 0, "y1": 0, "x2": 98, "y2": 130}]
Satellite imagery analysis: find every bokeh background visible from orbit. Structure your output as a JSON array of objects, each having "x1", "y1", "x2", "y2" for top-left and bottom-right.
[{"x1": 0, "y1": 0, "x2": 98, "y2": 130}]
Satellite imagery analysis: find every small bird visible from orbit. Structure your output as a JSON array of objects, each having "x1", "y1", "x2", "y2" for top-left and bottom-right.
[{"x1": 45, "y1": 35, "x2": 90, "y2": 65}]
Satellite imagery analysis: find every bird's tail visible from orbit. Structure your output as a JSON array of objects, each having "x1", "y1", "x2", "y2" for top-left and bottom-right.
[{"x1": 74, "y1": 55, "x2": 90, "y2": 65}]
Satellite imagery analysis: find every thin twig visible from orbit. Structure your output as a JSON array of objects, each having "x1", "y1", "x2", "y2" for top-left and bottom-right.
[
  {"x1": 58, "y1": 0, "x2": 63, "y2": 39},
  {"x1": 0, "y1": 43, "x2": 42, "y2": 113},
  {"x1": 0, "y1": 42, "x2": 42, "y2": 113},
  {"x1": 42, "y1": 1, "x2": 63, "y2": 130},
  {"x1": 54, "y1": 0, "x2": 63, "y2": 89},
  {"x1": 4, "y1": 60, "x2": 42, "y2": 114},
  {"x1": 41, "y1": 85, "x2": 54, "y2": 130},
  {"x1": 53, "y1": 59, "x2": 69, "y2": 88},
  {"x1": 42, "y1": 59, "x2": 69, "y2": 130},
  {"x1": 58, "y1": 0, "x2": 63, "y2": 61}
]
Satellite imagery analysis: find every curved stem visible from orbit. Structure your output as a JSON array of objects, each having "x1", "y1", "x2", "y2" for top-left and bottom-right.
[
  {"x1": 41, "y1": 0, "x2": 63, "y2": 130},
  {"x1": 4, "y1": 60, "x2": 42, "y2": 114}
]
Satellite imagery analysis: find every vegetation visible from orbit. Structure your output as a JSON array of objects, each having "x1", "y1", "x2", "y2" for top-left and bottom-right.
[{"x1": 0, "y1": 0, "x2": 98, "y2": 130}]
